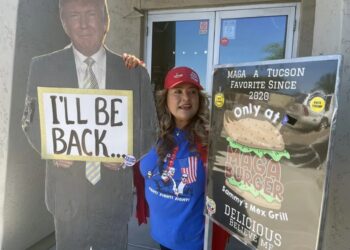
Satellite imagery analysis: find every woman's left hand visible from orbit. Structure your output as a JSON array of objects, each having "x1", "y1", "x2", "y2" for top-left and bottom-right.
[{"x1": 123, "y1": 53, "x2": 145, "y2": 69}]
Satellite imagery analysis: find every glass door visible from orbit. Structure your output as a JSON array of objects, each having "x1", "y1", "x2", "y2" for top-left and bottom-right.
[
  {"x1": 146, "y1": 12, "x2": 215, "y2": 91},
  {"x1": 214, "y1": 7, "x2": 296, "y2": 65},
  {"x1": 144, "y1": 5, "x2": 299, "y2": 250},
  {"x1": 146, "y1": 4, "x2": 298, "y2": 92}
]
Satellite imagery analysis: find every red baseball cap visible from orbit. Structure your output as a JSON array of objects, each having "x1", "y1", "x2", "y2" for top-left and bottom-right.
[{"x1": 164, "y1": 66, "x2": 203, "y2": 90}]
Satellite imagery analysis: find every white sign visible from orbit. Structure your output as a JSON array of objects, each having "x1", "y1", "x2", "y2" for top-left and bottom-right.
[
  {"x1": 38, "y1": 87, "x2": 133, "y2": 162},
  {"x1": 222, "y1": 20, "x2": 236, "y2": 40}
]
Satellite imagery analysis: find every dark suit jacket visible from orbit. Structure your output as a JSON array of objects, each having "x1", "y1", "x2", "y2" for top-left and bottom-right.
[{"x1": 22, "y1": 46, "x2": 156, "y2": 225}]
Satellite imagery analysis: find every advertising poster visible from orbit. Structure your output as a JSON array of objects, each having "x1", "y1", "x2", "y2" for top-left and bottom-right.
[
  {"x1": 37, "y1": 87, "x2": 133, "y2": 162},
  {"x1": 205, "y1": 56, "x2": 341, "y2": 250}
]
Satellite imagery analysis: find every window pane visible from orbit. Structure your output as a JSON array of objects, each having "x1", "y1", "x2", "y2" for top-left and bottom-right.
[
  {"x1": 219, "y1": 16, "x2": 287, "y2": 64},
  {"x1": 152, "y1": 20, "x2": 209, "y2": 90}
]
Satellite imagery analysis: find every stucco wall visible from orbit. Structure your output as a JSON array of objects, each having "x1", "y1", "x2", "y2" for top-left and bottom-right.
[
  {"x1": 140, "y1": 0, "x2": 296, "y2": 9},
  {"x1": 106, "y1": 0, "x2": 143, "y2": 57},
  {"x1": 0, "y1": 0, "x2": 18, "y2": 246},
  {"x1": 313, "y1": 0, "x2": 350, "y2": 249},
  {"x1": 313, "y1": 0, "x2": 343, "y2": 54},
  {"x1": 297, "y1": 0, "x2": 316, "y2": 56}
]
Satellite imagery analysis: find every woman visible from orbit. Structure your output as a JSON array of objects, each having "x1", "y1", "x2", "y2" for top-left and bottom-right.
[{"x1": 138, "y1": 67, "x2": 228, "y2": 250}]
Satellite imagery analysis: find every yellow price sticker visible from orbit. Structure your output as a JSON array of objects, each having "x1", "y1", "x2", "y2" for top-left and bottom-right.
[
  {"x1": 309, "y1": 96, "x2": 326, "y2": 112},
  {"x1": 214, "y1": 92, "x2": 225, "y2": 108}
]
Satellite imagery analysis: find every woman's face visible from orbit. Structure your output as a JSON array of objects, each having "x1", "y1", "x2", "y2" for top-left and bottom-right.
[{"x1": 166, "y1": 83, "x2": 199, "y2": 129}]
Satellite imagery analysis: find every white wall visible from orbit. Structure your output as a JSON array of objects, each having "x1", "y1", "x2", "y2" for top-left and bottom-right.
[
  {"x1": 0, "y1": 0, "x2": 19, "y2": 246},
  {"x1": 313, "y1": 0, "x2": 343, "y2": 54},
  {"x1": 106, "y1": 0, "x2": 143, "y2": 56}
]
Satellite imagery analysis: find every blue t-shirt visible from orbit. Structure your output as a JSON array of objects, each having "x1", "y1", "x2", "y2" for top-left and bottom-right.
[{"x1": 140, "y1": 129, "x2": 205, "y2": 250}]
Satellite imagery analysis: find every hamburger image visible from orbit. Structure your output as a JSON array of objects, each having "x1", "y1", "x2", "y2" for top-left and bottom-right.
[{"x1": 223, "y1": 113, "x2": 290, "y2": 210}]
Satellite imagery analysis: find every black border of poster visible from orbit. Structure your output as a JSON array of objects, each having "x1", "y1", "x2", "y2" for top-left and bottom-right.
[{"x1": 205, "y1": 55, "x2": 342, "y2": 250}]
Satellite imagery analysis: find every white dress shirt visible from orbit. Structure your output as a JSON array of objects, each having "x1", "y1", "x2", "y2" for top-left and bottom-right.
[{"x1": 72, "y1": 46, "x2": 107, "y2": 89}]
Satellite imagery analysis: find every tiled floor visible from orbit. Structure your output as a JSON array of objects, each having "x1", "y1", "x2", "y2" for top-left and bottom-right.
[
  {"x1": 48, "y1": 195, "x2": 159, "y2": 250},
  {"x1": 49, "y1": 219, "x2": 158, "y2": 250},
  {"x1": 46, "y1": 197, "x2": 249, "y2": 250},
  {"x1": 47, "y1": 213, "x2": 252, "y2": 250},
  {"x1": 127, "y1": 215, "x2": 159, "y2": 250}
]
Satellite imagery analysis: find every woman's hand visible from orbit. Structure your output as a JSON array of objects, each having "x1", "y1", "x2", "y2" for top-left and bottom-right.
[{"x1": 123, "y1": 53, "x2": 145, "y2": 69}]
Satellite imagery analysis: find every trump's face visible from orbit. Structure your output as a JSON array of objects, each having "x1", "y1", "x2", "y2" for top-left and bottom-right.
[{"x1": 60, "y1": 0, "x2": 108, "y2": 56}]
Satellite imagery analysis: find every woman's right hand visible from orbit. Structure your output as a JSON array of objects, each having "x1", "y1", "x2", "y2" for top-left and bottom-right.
[{"x1": 123, "y1": 53, "x2": 145, "y2": 69}]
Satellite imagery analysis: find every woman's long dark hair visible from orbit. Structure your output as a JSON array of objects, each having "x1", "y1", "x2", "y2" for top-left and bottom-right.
[{"x1": 155, "y1": 89, "x2": 210, "y2": 165}]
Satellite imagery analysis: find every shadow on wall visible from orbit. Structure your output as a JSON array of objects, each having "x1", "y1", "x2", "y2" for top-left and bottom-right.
[{"x1": 3, "y1": 0, "x2": 68, "y2": 248}]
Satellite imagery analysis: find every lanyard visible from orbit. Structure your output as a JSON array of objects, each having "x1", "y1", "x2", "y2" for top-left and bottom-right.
[{"x1": 166, "y1": 146, "x2": 179, "y2": 170}]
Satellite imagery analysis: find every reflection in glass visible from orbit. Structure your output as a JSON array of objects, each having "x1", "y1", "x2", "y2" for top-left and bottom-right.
[
  {"x1": 219, "y1": 16, "x2": 287, "y2": 64},
  {"x1": 152, "y1": 20, "x2": 209, "y2": 90}
]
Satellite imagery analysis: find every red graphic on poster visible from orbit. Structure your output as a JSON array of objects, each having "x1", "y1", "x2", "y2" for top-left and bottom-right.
[{"x1": 223, "y1": 116, "x2": 289, "y2": 210}]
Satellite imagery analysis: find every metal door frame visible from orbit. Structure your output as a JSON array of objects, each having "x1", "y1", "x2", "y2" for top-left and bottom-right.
[{"x1": 145, "y1": 3, "x2": 300, "y2": 93}]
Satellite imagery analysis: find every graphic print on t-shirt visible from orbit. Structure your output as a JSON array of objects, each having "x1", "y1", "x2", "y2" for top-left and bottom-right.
[{"x1": 147, "y1": 156, "x2": 198, "y2": 200}]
